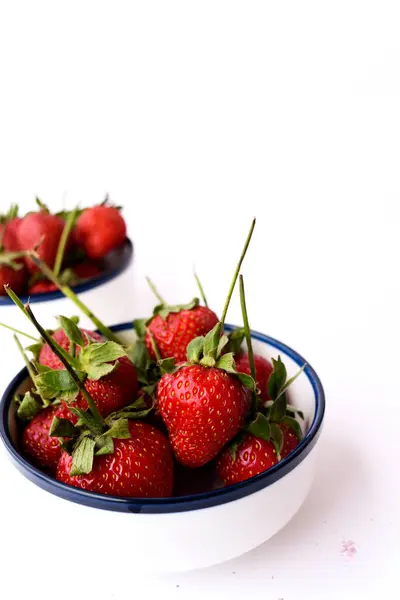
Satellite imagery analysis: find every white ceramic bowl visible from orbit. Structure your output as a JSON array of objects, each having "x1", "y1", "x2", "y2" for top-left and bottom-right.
[{"x1": 0, "y1": 322, "x2": 325, "y2": 572}]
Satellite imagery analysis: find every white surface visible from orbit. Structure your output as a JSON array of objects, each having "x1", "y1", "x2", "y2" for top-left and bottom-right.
[
  {"x1": 0, "y1": 0, "x2": 399, "y2": 598},
  {"x1": 6, "y1": 330, "x2": 319, "y2": 572}
]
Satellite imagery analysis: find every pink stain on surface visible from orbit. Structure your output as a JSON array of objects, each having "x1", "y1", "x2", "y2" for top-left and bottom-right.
[{"x1": 341, "y1": 540, "x2": 358, "y2": 558}]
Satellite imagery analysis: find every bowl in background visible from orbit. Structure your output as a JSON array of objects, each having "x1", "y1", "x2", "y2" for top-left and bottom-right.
[{"x1": 0, "y1": 322, "x2": 325, "y2": 572}]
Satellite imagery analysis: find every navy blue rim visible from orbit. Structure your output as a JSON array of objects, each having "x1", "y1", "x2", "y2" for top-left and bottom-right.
[
  {"x1": 0, "y1": 322, "x2": 325, "y2": 514},
  {"x1": 0, "y1": 239, "x2": 133, "y2": 305}
]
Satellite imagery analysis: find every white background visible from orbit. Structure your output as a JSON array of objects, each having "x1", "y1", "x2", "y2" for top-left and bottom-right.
[{"x1": 0, "y1": 1, "x2": 399, "y2": 599}]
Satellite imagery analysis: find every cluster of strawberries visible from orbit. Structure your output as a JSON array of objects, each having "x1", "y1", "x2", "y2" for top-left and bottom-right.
[
  {"x1": 6, "y1": 219, "x2": 304, "y2": 498},
  {"x1": 0, "y1": 198, "x2": 127, "y2": 296}
]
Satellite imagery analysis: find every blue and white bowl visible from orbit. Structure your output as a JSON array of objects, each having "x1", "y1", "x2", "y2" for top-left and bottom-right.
[{"x1": 0, "y1": 322, "x2": 325, "y2": 572}]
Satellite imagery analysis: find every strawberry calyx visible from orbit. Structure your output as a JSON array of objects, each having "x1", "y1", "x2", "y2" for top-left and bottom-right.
[{"x1": 0, "y1": 251, "x2": 26, "y2": 271}]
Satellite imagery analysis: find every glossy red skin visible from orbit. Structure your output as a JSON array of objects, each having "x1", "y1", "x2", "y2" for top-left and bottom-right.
[
  {"x1": 157, "y1": 365, "x2": 251, "y2": 467},
  {"x1": 235, "y1": 353, "x2": 273, "y2": 401},
  {"x1": 146, "y1": 306, "x2": 219, "y2": 363},
  {"x1": 39, "y1": 328, "x2": 104, "y2": 370},
  {"x1": 73, "y1": 261, "x2": 101, "y2": 280},
  {"x1": 70, "y1": 355, "x2": 139, "y2": 417},
  {"x1": 216, "y1": 425, "x2": 299, "y2": 485},
  {"x1": 0, "y1": 217, "x2": 22, "y2": 251},
  {"x1": 75, "y1": 206, "x2": 126, "y2": 260},
  {"x1": 0, "y1": 264, "x2": 27, "y2": 295},
  {"x1": 17, "y1": 212, "x2": 66, "y2": 274},
  {"x1": 28, "y1": 280, "x2": 58, "y2": 294},
  {"x1": 57, "y1": 420, "x2": 174, "y2": 498},
  {"x1": 22, "y1": 404, "x2": 74, "y2": 473}
]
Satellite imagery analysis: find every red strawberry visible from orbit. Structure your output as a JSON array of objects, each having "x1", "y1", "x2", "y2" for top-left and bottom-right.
[
  {"x1": 22, "y1": 403, "x2": 74, "y2": 473},
  {"x1": 157, "y1": 364, "x2": 251, "y2": 467},
  {"x1": 0, "y1": 217, "x2": 22, "y2": 251},
  {"x1": 146, "y1": 305, "x2": 219, "y2": 363},
  {"x1": 235, "y1": 352, "x2": 273, "y2": 401},
  {"x1": 56, "y1": 420, "x2": 174, "y2": 497},
  {"x1": 0, "y1": 262, "x2": 27, "y2": 295},
  {"x1": 39, "y1": 327, "x2": 104, "y2": 370},
  {"x1": 17, "y1": 211, "x2": 66, "y2": 274},
  {"x1": 29, "y1": 280, "x2": 58, "y2": 295},
  {"x1": 74, "y1": 205, "x2": 126, "y2": 260},
  {"x1": 216, "y1": 425, "x2": 299, "y2": 486},
  {"x1": 71, "y1": 355, "x2": 138, "y2": 417},
  {"x1": 73, "y1": 260, "x2": 101, "y2": 280}
]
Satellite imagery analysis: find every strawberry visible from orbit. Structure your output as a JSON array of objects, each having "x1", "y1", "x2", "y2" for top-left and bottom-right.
[
  {"x1": 38, "y1": 327, "x2": 104, "y2": 370},
  {"x1": 28, "y1": 279, "x2": 58, "y2": 294},
  {"x1": 0, "y1": 262, "x2": 27, "y2": 295},
  {"x1": 22, "y1": 403, "x2": 74, "y2": 473},
  {"x1": 72, "y1": 260, "x2": 101, "y2": 280},
  {"x1": 0, "y1": 204, "x2": 21, "y2": 252},
  {"x1": 235, "y1": 352, "x2": 273, "y2": 401},
  {"x1": 56, "y1": 420, "x2": 174, "y2": 497},
  {"x1": 34, "y1": 318, "x2": 138, "y2": 418},
  {"x1": 216, "y1": 425, "x2": 298, "y2": 485},
  {"x1": 17, "y1": 210, "x2": 66, "y2": 274},
  {"x1": 74, "y1": 204, "x2": 126, "y2": 260},
  {"x1": 145, "y1": 303, "x2": 219, "y2": 363},
  {"x1": 72, "y1": 355, "x2": 138, "y2": 417}
]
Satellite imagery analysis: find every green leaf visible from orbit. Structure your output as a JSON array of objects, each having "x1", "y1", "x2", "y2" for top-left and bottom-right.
[
  {"x1": 105, "y1": 418, "x2": 131, "y2": 439},
  {"x1": 34, "y1": 362, "x2": 52, "y2": 373},
  {"x1": 186, "y1": 336, "x2": 204, "y2": 362},
  {"x1": 0, "y1": 252, "x2": 26, "y2": 270},
  {"x1": 281, "y1": 416, "x2": 303, "y2": 442},
  {"x1": 202, "y1": 323, "x2": 221, "y2": 359},
  {"x1": 129, "y1": 339, "x2": 150, "y2": 372},
  {"x1": 80, "y1": 341, "x2": 126, "y2": 366},
  {"x1": 246, "y1": 412, "x2": 271, "y2": 441},
  {"x1": 154, "y1": 298, "x2": 199, "y2": 320},
  {"x1": 34, "y1": 369, "x2": 79, "y2": 401},
  {"x1": 267, "y1": 356, "x2": 287, "y2": 400},
  {"x1": 269, "y1": 391, "x2": 287, "y2": 423},
  {"x1": 141, "y1": 384, "x2": 157, "y2": 397},
  {"x1": 270, "y1": 423, "x2": 283, "y2": 457},
  {"x1": 49, "y1": 416, "x2": 80, "y2": 438},
  {"x1": 216, "y1": 352, "x2": 236, "y2": 373},
  {"x1": 158, "y1": 357, "x2": 176, "y2": 374},
  {"x1": 71, "y1": 408, "x2": 104, "y2": 436},
  {"x1": 70, "y1": 437, "x2": 96, "y2": 476},
  {"x1": 236, "y1": 372, "x2": 256, "y2": 391},
  {"x1": 57, "y1": 316, "x2": 85, "y2": 347},
  {"x1": 95, "y1": 435, "x2": 114, "y2": 456},
  {"x1": 133, "y1": 318, "x2": 148, "y2": 339},
  {"x1": 106, "y1": 399, "x2": 153, "y2": 423},
  {"x1": 286, "y1": 404, "x2": 305, "y2": 420},
  {"x1": 275, "y1": 364, "x2": 306, "y2": 400},
  {"x1": 217, "y1": 334, "x2": 229, "y2": 357},
  {"x1": 226, "y1": 327, "x2": 246, "y2": 355},
  {"x1": 25, "y1": 342, "x2": 43, "y2": 356},
  {"x1": 16, "y1": 392, "x2": 42, "y2": 421},
  {"x1": 83, "y1": 362, "x2": 117, "y2": 381}
]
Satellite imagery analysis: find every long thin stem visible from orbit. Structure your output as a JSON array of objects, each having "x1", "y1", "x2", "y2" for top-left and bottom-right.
[
  {"x1": 0, "y1": 320, "x2": 38, "y2": 341},
  {"x1": 146, "y1": 276, "x2": 166, "y2": 305},
  {"x1": 25, "y1": 305, "x2": 105, "y2": 427},
  {"x1": 29, "y1": 252, "x2": 120, "y2": 343},
  {"x1": 14, "y1": 335, "x2": 37, "y2": 381},
  {"x1": 53, "y1": 206, "x2": 78, "y2": 277},
  {"x1": 239, "y1": 275, "x2": 258, "y2": 417},
  {"x1": 147, "y1": 328, "x2": 162, "y2": 361},
  {"x1": 194, "y1": 271, "x2": 208, "y2": 307},
  {"x1": 220, "y1": 218, "x2": 256, "y2": 330}
]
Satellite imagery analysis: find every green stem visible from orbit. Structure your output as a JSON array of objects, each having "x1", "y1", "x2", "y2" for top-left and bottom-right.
[
  {"x1": 53, "y1": 206, "x2": 78, "y2": 277},
  {"x1": 24, "y1": 305, "x2": 105, "y2": 428},
  {"x1": 194, "y1": 271, "x2": 208, "y2": 307},
  {"x1": 239, "y1": 275, "x2": 258, "y2": 416},
  {"x1": 146, "y1": 276, "x2": 166, "y2": 305},
  {"x1": 14, "y1": 335, "x2": 37, "y2": 381},
  {"x1": 147, "y1": 328, "x2": 162, "y2": 362},
  {"x1": 0, "y1": 320, "x2": 38, "y2": 341},
  {"x1": 219, "y1": 218, "x2": 256, "y2": 331},
  {"x1": 28, "y1": 252, "x2": 120, "y2": 343}
]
